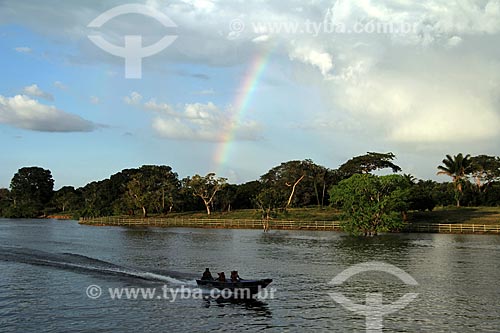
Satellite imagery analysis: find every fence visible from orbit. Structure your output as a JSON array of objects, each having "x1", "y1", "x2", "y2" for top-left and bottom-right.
[
  {"x1": 79, "y1": 217, "x2": 500, "y2": 234},
  {"x1": 79, "y1": 217, "x2": 342, "y2": 231},
  {"x1": 405, "y1": 223, "x2": 500, "y2": 234}
]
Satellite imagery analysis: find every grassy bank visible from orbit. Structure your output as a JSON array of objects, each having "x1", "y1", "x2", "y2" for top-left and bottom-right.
[
  {"x1": 69, "y1": 206, "x2": 500, "y2": 226},
  {"x1": 409, "y1": 207, "x2": 500, "y2": 225},
  {"x1": 147, "y1": 206, "x2": 500, "y2": 225},
  {"x1": 160, "y1": 207, "x2": 342, "y2": 221}
]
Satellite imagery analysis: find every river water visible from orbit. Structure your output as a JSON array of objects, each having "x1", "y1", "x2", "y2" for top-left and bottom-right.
[{"x1": 1, "y1": 219, "x2": 499, "y2": 332}]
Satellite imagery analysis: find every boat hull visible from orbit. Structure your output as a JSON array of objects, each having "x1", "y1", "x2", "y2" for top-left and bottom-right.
[{"x1": 196, "y1": 278, "x2": 272, "y2": 297}]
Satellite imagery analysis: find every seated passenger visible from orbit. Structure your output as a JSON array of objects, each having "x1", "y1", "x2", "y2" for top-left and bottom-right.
[
  {"x1": 201, "y1": 268, "x2": 213, "y2": 280},
  {"x1": 230, "y1": 270, "x2": 241, "y2": 282},
  {"x1": 217, "y1": 272, "x2": 226, "y2": 282}
]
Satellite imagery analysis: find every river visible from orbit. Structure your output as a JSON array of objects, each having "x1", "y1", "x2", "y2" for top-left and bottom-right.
[{"x1": 1, "y1": 219, "x2": 499, "y2": 332}]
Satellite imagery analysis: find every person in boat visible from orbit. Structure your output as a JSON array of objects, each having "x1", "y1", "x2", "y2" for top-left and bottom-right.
[
  {"x1": 230, "y1": 270, "x2": 241, "y2": 282},
  {"x1": 201, "y1": 268, "x2": 214, "y2": 280},
  {"x1": 217, "y1": 272, "x2": 226, "y2": 282}
]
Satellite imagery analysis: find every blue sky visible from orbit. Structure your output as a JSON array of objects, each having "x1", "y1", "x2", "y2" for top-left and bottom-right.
[{"x1": 1, "y1": 1, "x2": 500, "y2": 189}]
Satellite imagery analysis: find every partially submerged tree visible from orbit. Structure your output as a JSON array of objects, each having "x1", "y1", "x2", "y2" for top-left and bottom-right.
[
  {"x1": 329, "y1": 174, "x2": 409, "y2": 236},
  {"x1": 186, "y1": 173, "x2": 227, "y2": 215},
  {"x1": 437, "y1": 153, "x2": 472, "y2": 207},
  {"x1": 255, "y1": 187, "x2": 284, "y2": 220}
]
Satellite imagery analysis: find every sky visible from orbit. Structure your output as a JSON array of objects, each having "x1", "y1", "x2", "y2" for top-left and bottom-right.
[{"x1": 1, "y1": 0, "x2": 500, "y2": 189}]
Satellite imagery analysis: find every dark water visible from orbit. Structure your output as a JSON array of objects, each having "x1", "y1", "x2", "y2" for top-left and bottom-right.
[{"x1": 1, "y1": 219, "x2": 500, "y2": 332}]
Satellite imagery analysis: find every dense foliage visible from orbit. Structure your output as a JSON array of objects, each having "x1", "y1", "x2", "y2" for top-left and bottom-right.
[
  {"x1": 1, "y1": 152, "x2": 500, "y2": 220},
  {"x1": 4, "y1": 167, "x2": 54, "y2": 218},
  {"x1": 329, "y1": 174, "x2": 409, "y2": 236}
]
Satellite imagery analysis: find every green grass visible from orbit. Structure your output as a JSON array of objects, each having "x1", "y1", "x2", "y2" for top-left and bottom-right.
[
  {"x1": 155, "y1": 207, "x2": 342, "y2": 221},
  {"x1": 169, "y1": 206, "x2": 500, "y2": 225},
  {"x1": 409, "y1": 206, "x2": 500, "y2": 225}
]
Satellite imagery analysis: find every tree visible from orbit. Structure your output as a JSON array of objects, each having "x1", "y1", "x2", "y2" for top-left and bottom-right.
[
  {"x1": 232, "y1": 181, "x2": 262, "y2": 210},
  {"x1": 9, "y1": 167, "x2": 54, "y2": 217},
  {"x1": 309, "y1": 164, "x2": 335, "y2": 208},
  {"x1": 329, "y1": 174, "x2": 409, "y2": 236},
  {"x1": 469, "y1": 155, "x2": 500, "y2": 192},
  {"x1": 126, "y1": 165, "x2": 180, "y2": 217},
  {"x1": 215, "y1": 184, "x2": 238, "y2": 212},
  {"x1": 338, "y1": 152, "x2": 402, "y2": 179},
  {"x1": 408, "y1": 180, "x2": 437, "y2": 212},
  {"x1": 255, "y1": 187, "x2": 285, "y2": 220},
  {"x1": 186, "y1": 173, "x2": 227, "y2": 215},
  {"x1": 52, "y1": 186, "x2": 80, "y2": 212},
  {"x1": 0, "y1": 188, "x2": 12, "y2": 216},
  {"x1": 260, "y1": 159, "x2": 324, "y2": 209},
  {"x1": 437, "y1": 153, "x2": 472, "y2": 207}
]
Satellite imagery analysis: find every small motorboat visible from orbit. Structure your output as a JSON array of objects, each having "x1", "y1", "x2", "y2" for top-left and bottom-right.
[{"x1": 196, "y1": 278, "x2": 273, "y2": 297}]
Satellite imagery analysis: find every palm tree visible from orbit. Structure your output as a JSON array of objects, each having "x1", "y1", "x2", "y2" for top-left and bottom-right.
[{"x1": 437, "y1": 153, "x2": 472, "y2": 207}]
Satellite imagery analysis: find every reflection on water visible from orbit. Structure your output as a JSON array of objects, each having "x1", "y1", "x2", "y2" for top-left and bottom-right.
[
  {"x1": 203, "y1": 297, "x2": 272, "y2": 317},
  {"x1": 1, "y1": 219, "x2": 500, "y2": 332}
]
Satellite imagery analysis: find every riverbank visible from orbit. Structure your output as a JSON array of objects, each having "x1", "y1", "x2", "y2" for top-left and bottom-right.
[{"x1": 79, "y1": 206, "x2": 500, "y2": 234}]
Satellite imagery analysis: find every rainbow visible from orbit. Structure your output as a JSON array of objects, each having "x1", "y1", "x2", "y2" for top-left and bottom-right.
[{"x1": 212, "y1": 50, "x2": 272, "y2": 174}]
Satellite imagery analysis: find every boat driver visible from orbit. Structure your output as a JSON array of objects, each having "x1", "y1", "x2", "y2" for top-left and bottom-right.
[{"x1": 201, "y1": 268, "x2": 214, "y2": 280}]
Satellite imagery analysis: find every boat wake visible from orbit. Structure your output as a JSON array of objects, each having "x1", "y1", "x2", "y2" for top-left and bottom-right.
[{"x1": 0, "y1": 246, "x2": 196, "y2": 285}]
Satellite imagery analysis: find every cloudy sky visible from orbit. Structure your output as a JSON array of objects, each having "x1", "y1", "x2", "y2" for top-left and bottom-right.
[{"x1": 1, "y1": 0, "x2": 500, "y2": 188}]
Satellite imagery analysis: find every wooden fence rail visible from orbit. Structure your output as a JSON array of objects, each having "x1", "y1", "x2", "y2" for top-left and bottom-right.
[
  {"x1": 79, "y1": 217, "x2": 500, "y2": 234},
  {"x1": 404, "y1": 223, "x2": 500, "y2": 234},
  {"x1": 79, "y1": 217, "x2": 343, "y2": 230}
]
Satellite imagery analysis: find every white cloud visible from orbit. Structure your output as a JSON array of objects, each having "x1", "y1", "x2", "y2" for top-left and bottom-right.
[
  {"x1": 276, "y1": 0, "x2": 500, "y2": 148},
  {"x1": 423, "y1": 0, "x2": 500, "y2": 35},
  {"x1": 446, "y1": 36, "x2": 463, "y2": 47},
  {"x1": 0, "y1": 94, "x2": 97, "y2": 132},
  {"x1": 124, "y1": 91, "x2": 143, "y2": 105},
  {"x1": 144, "y1": 99, "x2": 175, "y2": 114},
  {"x1": 89, "y1": 96, "x2": 100, "y2": 104},
  {"x1": 144, "y1": 100, "x2": 262, "y2": 141},
  {"x1": 326, "y1": 0, "x2": 500, "y2": 45},
  {"x1": 289, "y1": 45, "x2": 333, "y2": 76},
  {"x1": 324, "y1": 51, "x2": 500, "y2": 144},
  {"x1": 22, "y1": 84, "x2": 54, "y2": 101},
  {"x1": 14, "y1": 46, "x2": 32, "y2": 53},
  {"x1": 53, "y1": 81, "x2": 67, "y2": 90},
  {"x1": 188, "y1": 0, "x2": 215, "y2": 11},
  {"x1": 252, "y1": 35, "x2": 270, "y2": 43}
]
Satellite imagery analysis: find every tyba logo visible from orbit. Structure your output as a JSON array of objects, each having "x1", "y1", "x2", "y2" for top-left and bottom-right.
[
  {"x1": 329, "y1": 261, "x2": 419, "y2": 333},
  {"x1": 87, "y1": 4, "x2": 177, "y2": 79}
]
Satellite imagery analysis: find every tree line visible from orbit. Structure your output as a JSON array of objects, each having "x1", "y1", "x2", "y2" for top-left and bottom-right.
[{"x1": 1, "y1": 152, "x2": 499, "y2": 223}]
